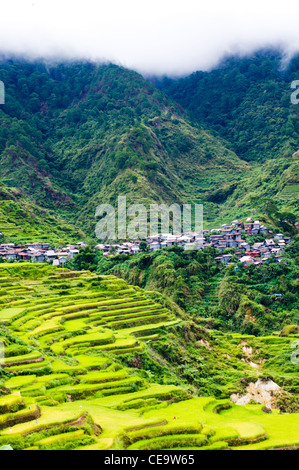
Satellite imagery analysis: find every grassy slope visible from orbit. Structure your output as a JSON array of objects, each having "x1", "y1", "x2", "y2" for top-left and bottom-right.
[
  {"x1": 0, "y1": 264, "x2": 298, "y2": 450},
  {"x1": 0, "y1": 56, "x2": 298, "y2": 239},
  {"x1": 0, "y1": 60, "x2": 249, "y2": 239},
  {"x1": 0, "y1": 182, "x2": 86, "y2": 245},
  {"x1": 157, "y1": 51, "x2": 299, "y2": 221}
]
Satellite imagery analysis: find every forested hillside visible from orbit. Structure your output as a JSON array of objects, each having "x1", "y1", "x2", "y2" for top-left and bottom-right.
[
  {"x1": 157, "y1": 50, "x2": 299, "y2": 218},
  {"x1": 157, "y1": 50, "x2": 299, "y2": 162},
  {"x1": 70, "y1": 242, "x2": 299, "y2": 338},
  {"x1": 1, "y1": 52, "x2": 298, "y2": 244},
  {"x1": 0, "y1": 59, "x2": 248, "y2": 238},
  {"x1": 0, "y1": 52, "x2": 299, "y2": 451}
]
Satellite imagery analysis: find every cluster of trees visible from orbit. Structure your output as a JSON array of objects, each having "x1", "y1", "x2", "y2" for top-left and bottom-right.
[
  {"x1": 158, "y1": 51, "x2": 299, "y2": 162},
  {"x1": 71, "y1": 238, "x2": 299, "y2": 337},
  {"x1": 0, "y1": 55, "x2": 298, "y2": 241}
]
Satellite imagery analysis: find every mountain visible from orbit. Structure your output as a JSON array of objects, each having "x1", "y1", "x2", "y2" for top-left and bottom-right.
[
  {"x1": 0, "y1": 55, "x2": 298, "y2": 451},
  {"x1": 157, "y1": 50, "x2": 299, "y2": 217},
  {"x1": 156, "y1": 50, "x2": 299, "y2": 162},
  {"x1": 0, "y1": 52, "x2": 298, "y2": 244},
  {"x1": 0, "y1": 59, "x2": 248, "y2": 241}
]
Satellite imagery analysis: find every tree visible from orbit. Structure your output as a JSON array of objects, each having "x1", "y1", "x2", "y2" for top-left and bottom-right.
[
  {"x1": 72, "y1": 247, "x2": 98, "y2": 271},
  {"x1": 139, "y1": 241, "x2": 148, "y2": 252}
]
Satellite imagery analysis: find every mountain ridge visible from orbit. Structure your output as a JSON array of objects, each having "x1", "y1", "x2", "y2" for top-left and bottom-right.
[{"x1": 0, "y1": 51, "x2": 298, "y2": 243}]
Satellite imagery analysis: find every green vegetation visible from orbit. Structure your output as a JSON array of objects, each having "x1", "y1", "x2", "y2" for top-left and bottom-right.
[
  {"x1": 0, "y1": 51, "x2": 298, "y2": 450},
  {"x1": 94, "y1": 242, "x2": 299, "y2": 336},
  {"x1": 158, "y1": 51, "x2": 299, "y2": 218},
  {"x1": 0, "y1": 263, "x2": 297, "y2": 450}
]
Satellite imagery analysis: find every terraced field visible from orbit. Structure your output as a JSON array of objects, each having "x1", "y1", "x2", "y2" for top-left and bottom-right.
[{"x1": 0, "y1": 263, "x2": 298, "y2": 450}]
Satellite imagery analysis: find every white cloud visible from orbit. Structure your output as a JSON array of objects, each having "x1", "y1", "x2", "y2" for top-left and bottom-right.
[{"x1": 1, "y1": 0, "x2": 299, "y2": 75}]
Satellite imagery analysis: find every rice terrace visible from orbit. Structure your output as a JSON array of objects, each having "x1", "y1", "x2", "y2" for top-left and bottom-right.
[{"x1": 0, "y1": 263, "x2": 298, "y2": 451}]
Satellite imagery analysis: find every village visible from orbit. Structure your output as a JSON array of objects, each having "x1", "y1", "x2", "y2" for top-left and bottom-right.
[
  {"x1": 0, "y1": 241, "x2": 84, "y2": 265},
  {"x1": 95, "y1": 218, "x2": 291, "y2": 265},
  {"x1": 0, "y1": 218, "x2": 292, "y2": 266}
]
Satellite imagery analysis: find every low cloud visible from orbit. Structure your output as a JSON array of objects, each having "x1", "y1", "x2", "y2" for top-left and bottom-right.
[{"x1": 0, "y1": 0, "x2": 299, "y2": 75}]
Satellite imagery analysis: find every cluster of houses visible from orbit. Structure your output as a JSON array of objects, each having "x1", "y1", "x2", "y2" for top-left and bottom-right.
[
  {"x1": 95, "y1": 218, "x2": 291, "y2": 266},
  {"x1": 0, "y1": 241, "x2": 87, "y2": 264},
  {"x1": 0, "y1": 218, "x2": 292, "y2": 267},
  {"x1": 211, "y1": 219, "x2": 291, "y2": 265}
]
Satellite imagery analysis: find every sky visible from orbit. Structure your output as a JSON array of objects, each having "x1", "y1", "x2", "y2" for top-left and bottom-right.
[{"x1": 1, "y1": 0, "x2": 299, "y2": 76}]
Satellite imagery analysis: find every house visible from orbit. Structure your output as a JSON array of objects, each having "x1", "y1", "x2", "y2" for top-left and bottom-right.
[
  {"x1": 32, "y1": 252, "x2": 45, "y2": 263},
  {"x1": 194, "y1": 236, "x2": 205, "y2": 247},
  {"x1": 226, "y1": 240, "x2": 238, "y2": 248},
  {"x1": 222, "y1": 230, "x2": 234, "y2": 239},
  {"x1": 95, "y1": 244, "x2": 107, "y2": 252},
  {"x1": 45, "y1": 250, "x2": 57, "y2": 260},
  {"x1": 16, "y1": 250, "x2": 31, "y2": 261},
  {"x1": 160, "y1": 233, "x2": 175, "y2": 241},
  {"x1": 245, "y1": 251, "x2": 260, "y2": 258},
  {"x1": 260, "y1": 225, "x2": 267, "y2": 233},
  {"x1": 238, "y1": 241, "x2": 250, "y2": 251},
  {"x1": 148, "y1": 242, "x2": 161, "y2": 251},
  {"x1": 244, "y1": 223, "x2": 253, "y2": 233},
  {"x1": 77, "y1": 241, "x2": 88, "y2": 248},
  {"x1": 252, "y1": 242, "x2": 264, "y2": 250},
  {"x1": 222, "y1": 254, "x2": 233, "y2": 264},
  {"x1": 278, "y1": 241, "x2": 286, "y2": 249},
  {"x1": 26, "y1": 242, "x2": 44, "y2": 250},
  {"x1": 68, "y1": 249, "x2": 80, "y2": 259},
  {"x1": 239, "y1": 255, "x2": 255, "y2": 265},
  {"x1": 5, "y1": 250, "x2": 17, "y2": 260},
  {"x1": 210, "y1": 235, "x2": 223, "y2": 242},
  {"x1": 163, "y1": 238, "x2": 177, "y2": 247},
  {"x1": 65, "y1": 245, "x2": 78, "y2": 250},
  {"x1": 177, "y1": 235, "x2": 193, "y2": 244}
]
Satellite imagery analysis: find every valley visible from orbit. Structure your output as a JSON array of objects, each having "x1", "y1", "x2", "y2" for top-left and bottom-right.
[
  {"x1": 0, "y1": 263, "x2": 298, "y2": 450},
  {"x1": 0, "y1": 51, "x2": 298, "y2": 451}
]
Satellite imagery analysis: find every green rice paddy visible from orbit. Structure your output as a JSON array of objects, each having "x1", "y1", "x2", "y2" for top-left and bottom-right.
[{"x1": 0, "y1": 263, "x2": 298, "y2": 450}]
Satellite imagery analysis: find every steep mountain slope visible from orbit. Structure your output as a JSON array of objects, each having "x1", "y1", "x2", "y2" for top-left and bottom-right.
[
  {"x1": 0, "y1": 60, "x2": 248, "y2": 239},
  {"x1": 0, "y1": 54, "x2": 298, "y2": 242},
  {"x1": 0, "y1": 182, "x2": 86, "y2": 245},
  {"x1": 157, "y1": 50, "x2": 299, "y2": 162},
  {"x1": 157, "y1": 50, "x2": 299, "y2": 217}
]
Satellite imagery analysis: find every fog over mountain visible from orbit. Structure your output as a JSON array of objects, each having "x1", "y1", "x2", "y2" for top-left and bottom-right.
[{"x1": 1, "y1": 0, "x2": 299, "y2": 75}]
